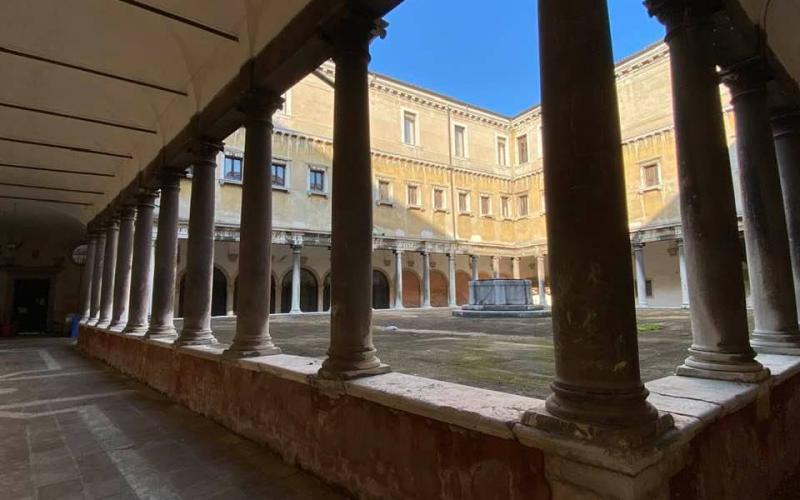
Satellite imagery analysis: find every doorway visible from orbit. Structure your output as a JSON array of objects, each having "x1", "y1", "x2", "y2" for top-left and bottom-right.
[{"x1": 13, "y1": 279, "x2": 50, "y2": 334}]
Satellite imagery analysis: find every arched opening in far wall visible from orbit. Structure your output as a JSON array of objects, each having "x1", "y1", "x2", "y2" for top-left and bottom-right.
[
  {"x1": 178, "y1": 267, "x2": 228, "y2": 317},
  {"x1": 280, "y1": 268, "x2": 319, "y2": 313},
  {"x1": 455, "y1": 270, "x2": 471, "y2": 305},
  {"x1": 402, "y1": 269, "x2": 421, "y2": 308},
  {"x1": 430, "y1": 269, "x2": 449, "y2": 307},
  {"x1": 372, "y1": 269, "x2": 390, "y2": 309}
]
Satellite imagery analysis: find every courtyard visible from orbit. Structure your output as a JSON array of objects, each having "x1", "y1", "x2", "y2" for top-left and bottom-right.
[{"x1": 198, "y1": 307, "x2": 698, "y2": 399}]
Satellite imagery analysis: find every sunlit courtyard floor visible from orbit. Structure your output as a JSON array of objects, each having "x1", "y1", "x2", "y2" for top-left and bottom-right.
[{"x1": 202, "y1": 307, "x2": 703, "y2": 399}]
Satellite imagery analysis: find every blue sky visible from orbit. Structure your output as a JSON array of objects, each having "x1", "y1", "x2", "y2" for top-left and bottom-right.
[{"x1": 370, "y1": 0, "x2": 664, "y2": 117}]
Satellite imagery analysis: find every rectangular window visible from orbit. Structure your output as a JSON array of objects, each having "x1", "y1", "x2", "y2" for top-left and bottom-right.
[
  {"x1": 497, "y1": 136, "x2": 507, "y2": 166},
  {"x1": 517, "y1": 135, "x2": 529, "y2": 164},
  {"x1": 407, "y1": 184, "x2": 420, "y2": 207},
  {"x1": 458, "y1": 191, "x2": 470, "y2": 213},
  {"x1": 642, "y1": 163, "x2": 661, "y2": 188},
  {"x1": 309, "y1": 168, "x2": 325, "y2": 193},
  {"x1": 223, "y1": 155, "x2": 242, "y2": 181},
  {"x1": 433, "y1": 188, "x2": 446, "y2": 211},
  {"x1": 403, "y1": 111, "x2": 417, "y2": 145},
  {"x1": 480, "y1": 195, "x2": 492, "y2": 216},
  {"x1": 501, "y1": 196, "x2": 510, "y2": 218},
  {"x1": 454, "y1": 124, "x2": 466, "y2": 158},
  {"x1": 378, "y1": 180, "x2": 392, "y2": 204},
  {"x1": 272, "y1": 162, "x2": 287, "y2": 188},
  {"x1": 518, "y1": 194, "x2": 529, "y2": 217}
]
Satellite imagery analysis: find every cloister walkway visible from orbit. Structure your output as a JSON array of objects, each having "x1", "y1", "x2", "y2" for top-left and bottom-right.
[{"x1": 0, "y1": 337, "x2": 347, "y2": 500}]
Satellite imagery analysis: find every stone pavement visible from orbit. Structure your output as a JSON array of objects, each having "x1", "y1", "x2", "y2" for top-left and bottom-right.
[
  {"x1": 204, "y1": 308, "x2": 703, "y2": 399},
  {"x1": 0, "y1": 337, "x2": 348, "y2": 500}
]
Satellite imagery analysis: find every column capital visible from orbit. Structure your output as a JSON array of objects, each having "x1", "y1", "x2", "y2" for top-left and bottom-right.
[
  {"x1": 119, "y1": 204, "x2": 137, "y2": 221},
  {"x1": 159, "y1": 168, "x2": 184, "y2": 188},
  {"x1": 644, "y1": 0, "x2": 719, "y2": 33},
  {"x1": 632, "y1": 241, "x2": 646, "y2": 250},
  {"x1": 135, "y1": 188, "x2": 158, "y2": 207},
  {"x1": 188, "y1": 138, "x2": 223, "y2": 163},
  {"x1": 237, "y1": 88, "x2": 284, "y2": 123},
  {"x1": 771, "y1": 108, "x2": 800, "y2": 138},
  {"x1": 326, "y1": 10, "x2": 387, "y2": 62},
  {"x1": 720, "y1": 57, "x2": 771, "y2": 100},
  {"x1": 291, "y1": 244, "x2": 303, "y2": 253}
]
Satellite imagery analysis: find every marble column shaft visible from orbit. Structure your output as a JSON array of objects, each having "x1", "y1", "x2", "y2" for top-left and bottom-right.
[
  {"x1": 447, "y1": 253, "x2": 457, "y2": 306},
  {"x1": 723, "y1": 60, "x2": 800, "y2": 353},
  {"x1": 88, "y1": 230, "x2": 106, "y2": 325},
  {"x1": 393, "y1": 249, "x2": 404, "y2": 309},
  {"x1": 633, "y1": 243, "x2": 648, "y2": 307},
  {"x1": 96, "y1": 218, "x2": 120, "y2": 329},
  {"x1": 511, "y1": 257, "x2": 521, "y2": 279},
  {"x1": 491, "y1": 256, "x2": 500, "y2": 278},
  {"x1": 470, "y1": 255, "x2": 479, "y2": 281},
  {"x1": 421, "y1": 251, "x2": 431, "y2": 308},
  {"x1": 290, "y1": 245, "x2": 302, "y2": 314},
  {"x1": 536, "y1": 0, "x2": 658, "y2": 427},
  {"x1": 176, "y1": 141, "x2": 221, "y2": 346},
  {"x1": 79, "y1": 236, "x2": 96, "y2": 323},
  {"x1": 110, "y1": 206, "x2": 136, "y2": 330},
  {"x1": 678, "y1": 239, "x2": 690, "y2": 308},
  {"x1": 773, "y1": 110, "x2": 800, "y2": 321},
  {"x1": 225, "y1": 92, "x2": 282, "y2": 357},
  {"x1": 319, "y1": 13, "x2": 387, "y2": 378},
  {"x1": 537, "y1": 255, "x2": 547, "y2": 307},
  {"x1": 647, "y1": 0, "x2": 767, "y2": 381},
  {"x1": 124, "y1": 191, "x2": 157, "y2": 334},
  {"x1": 146, "y1": 171, "x2": 182, "y2": 339}
]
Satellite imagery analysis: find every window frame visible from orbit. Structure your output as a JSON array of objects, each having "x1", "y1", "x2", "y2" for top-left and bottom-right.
[
  {"x1": 276, "y1": 90, "x2": 292, "y2": 116},
  {"x1": 432, "y1": 186, "x2": 448, "y2": 212},
  {"x1": 479, "y1": 193, "x2": 493, "y2": 218},
  {"x1": 500, "y1": 195, "x2": 511, "y2": 219},
  {"x1": 377, "y1": 178, "x2": 394, "y2": 206},
  {"x1": 406, "y1": 182, "x2": 422, "y2": 209},
  {"x1": 271, "y1": 159, "x2": 290, "y2": 191},
  {"x1": 457, "y1": 190, "x2": 472, "y2": 215},
  {"x1": 517, "y1": 193, "x2": 530, "y2": 218},
  {"x1": 307, "y1": 165, "x2": 328, "y2": 196},
  {"x1": 496, "y1": 134, "x2": 508, "y2": 167},
  {"x1": 222, "y1": 154, "x2": 243, "y2": 183},
  {"x1": 517, "y1": 134, "x2": 529, "y2": 164},
  {"x1": 639, "y1": 160, "x2": 662, "y2": 191},
  {"x1": 401, "y1": 108, "x2": 420, "y2": 147},
  {"x1": 452, "y1": 122, "x2": 469, "y2": 159}
]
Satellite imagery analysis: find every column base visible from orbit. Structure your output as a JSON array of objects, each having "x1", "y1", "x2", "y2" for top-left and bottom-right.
[
  {"x1": 222, "y1": 343, "x2": 282, "y2": 359},
  {"x1": 521, "y1": 406, "x2": 674, "y2": 450},
  {"x1": 122, "y1": 323, "x2": 148, "y2": 335},
  {"x1": 174, "y1": 329, "x2": 217, "y2": 346},
  {"x1": 289, "y1": 309, "x2": 302, "y2": 315},
  {"x1": 751, "y1": 329, "x2": 800, "y2": 355},
  {"x1": 144, "y1": 324, "x2": 177, "y2": 340},
  {"x1": 95, "y1": 319, "x2": 112, "y2": 329},
  {"x1": 677, "y1": 350, "x2": 770, "y2": 383},
  {"x1": 318, "y1": 363, "x2": 391, "y2": 380},
  {"x1": 108, "y1": 322, "x2": 126, "y2": 332}
]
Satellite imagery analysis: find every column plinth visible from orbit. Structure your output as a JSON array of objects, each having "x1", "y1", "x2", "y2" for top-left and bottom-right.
[
  {"x1": 110, "y1": 205, "x2": 136, "y2": 331},
  {"x1": 124, "y1": 190, "x2": 157, "y2": 335},
  {"x1": 722, "y1": 59, "x2": 800, "y2": 354},
  {"x1": 175, "y1": 140, "x2": 222, "y2": 347},
  {"x1": 79, "y1": 235, "x2": 97, "y2": 323},
  {"x1": 773, "y1": 109, "x2": 800, "y2": 322},
  {"x1": 421, "y1": 251, "x2": 432, "y2": 308},
  {"x1": 224, "y1": 91, "x2": 284, "y2": 358},
  {"x1": 145, "y1": 171, "x2": 182, "y2": 339},
  {"x1": 319, "y1": 12, "x2": 389, "y2": 379},
  {"x1": 96, "y1": 217, "x2": 120, "y2": 329},
  {"x1": 647, "y1": 0, "x2": 768, "y2": 381},
  {"x1": 522, "y1": 0, "x2": 667, "y2": 441},
  {"x1": 87, "y1": 230, "x2": 106, "y2": 325}
]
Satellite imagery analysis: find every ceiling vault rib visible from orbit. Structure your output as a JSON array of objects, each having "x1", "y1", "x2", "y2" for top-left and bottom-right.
[
  {"x1": 0, "y1": 182, "x2": 103, "y2": 195},
  {"x1": 0, "y1": 162, "x2": 116, "y2": 178},
  {"x1": 0, "y1": 136, "x2": 133, "y2": 159},
  {"x1": 0, "y1": 101, "x2": 157, "y2": 134},
  {"x1": 116, "y1": 0, "x2": 239, "y2": 42},
  {"x1": 0, "y1": 46, "x2": 188, "y2": 97},
  {"x1": 0, "y1": 194, "x2": 92, "y2": 207}
]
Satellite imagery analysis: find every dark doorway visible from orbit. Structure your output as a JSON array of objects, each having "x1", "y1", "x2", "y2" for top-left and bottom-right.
[
  {"x1": 13, "y1": 279, "x2": 49, "y2": 333},
  {"x1": 323, "y1": 274, "x2": 331, "y2": 311},
  {"x1": 177, "y1": 268, "x2": 228, "y2": 317},
  {"x1": 372, "y1": 270, "x2": 390, "y2": 309},
  {"x1": 281, "y1": 269, "x2": 318, "y2": 313}
]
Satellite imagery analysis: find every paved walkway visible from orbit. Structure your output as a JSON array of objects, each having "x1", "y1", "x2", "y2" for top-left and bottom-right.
[{"x1": 0, "y1": 337, "x2": 348, "y2": 500}]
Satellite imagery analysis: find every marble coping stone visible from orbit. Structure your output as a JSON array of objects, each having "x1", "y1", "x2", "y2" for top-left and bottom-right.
[
  {"x1": 83, "y1": 325, "x2": 800, "y2": 477},
  {"x1": 469, "y1": 279, "x2": 533, "y2": 306}
]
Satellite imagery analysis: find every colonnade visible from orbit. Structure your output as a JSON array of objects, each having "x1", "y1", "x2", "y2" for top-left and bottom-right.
[{"x1": 78, "y1": 0, "x2": 800, "y2": 436}]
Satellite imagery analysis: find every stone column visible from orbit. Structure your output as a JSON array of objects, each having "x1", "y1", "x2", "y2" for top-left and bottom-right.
[
  {"x1": 78, "y1": 235, "x2": 96, "y2": 323},
  {"x1": 225, "y1": 283, "x2": 235, "y2": 316},
  {"x1": 290, "y1": 245, "x2": 303, "y2": 314},
  {"x1": 647, "y1": 1, "x2": 767, "y2": 381},
  {"x1": 633, "y1": 243, "x2": 648, "y2": 307},
  {"x1": 491, "y1": 256, "x2": 500, "y2": 278},
  {"x1": 421, "y1": 251, "x2": 432, "y2": 308},
  {"x1": 537, "y1": 255, "x2": 547, "y2": 307},
  {"x1": 224, "y1": 92, "x2": 282, "y2": 357},
  {"x1": 318, "y1": 12, "x2": 387, "y2": 379},
  {"x1": 393, "y1": 249, "x2": 404, "y2": 309},
  {"x1": 511, "y1": 257, "x2": 521, "y2": 279},
  {"x1": 526, "y1": 0, "x2": 660, "y2": 431},
  {"x1": 447, "y1": 252, "x2": 457, "y2": 306},
  {"x1": 722, "y1": 59, "x2": 800, "y2": 353},
  {"x1": 773, "y1": 109, "x2": 800, "y2": 321},
  {"x1": 677, "y1": 239, "x2": 690, "y2": 308},
  {"x1": 176, "y1": 140, "x2": 222, "y2": 346},
  {"x1": 124, "y1": 190, "x2": 157, "y2": 334},
  {"x1": 110, "y1": 205, "x2": 136, "y2": 330},
  {"x1": 470, "y1": 255, "x2": 479, "y2": 281},
  {"x1": 96, "y1": 216, "x2": 120, "y2": 329},
  {"x1": 146, "y1": 171, "x2": 182, "y2": 339},
  {"x1": 88, "y1": 229, "x2": 106, "y2": 325}
]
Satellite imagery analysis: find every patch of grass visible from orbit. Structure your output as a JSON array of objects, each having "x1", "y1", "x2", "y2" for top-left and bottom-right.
[{"x1": 637, "y1": 322, "x2": 663, "y2": 333}]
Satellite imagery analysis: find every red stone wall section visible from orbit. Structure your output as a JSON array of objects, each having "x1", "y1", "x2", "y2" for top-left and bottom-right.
[{"x1": 78, "y1": 327, "x2": 551, "y2": 500}]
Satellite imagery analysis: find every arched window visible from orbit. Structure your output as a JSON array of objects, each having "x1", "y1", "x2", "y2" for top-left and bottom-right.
[{"x1": 280, "y1": 269, "x2": 319, "y2": 313}]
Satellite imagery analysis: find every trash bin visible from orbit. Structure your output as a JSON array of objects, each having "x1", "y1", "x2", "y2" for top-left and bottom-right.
[{"x1": 67, "y1": 314, "x2": 80, "y2": 338}]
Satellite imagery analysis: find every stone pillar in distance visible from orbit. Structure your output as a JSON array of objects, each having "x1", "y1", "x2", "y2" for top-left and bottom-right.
[
  {"x1": 290, "y1": 244, "x2": 302, "y2": 314},
  {"x1": 646, "y1": 0, "x2": 768, "y2": 381},
  {"x1": 511, "y1": 257, "x2": 521, "y2": 279},
  {"x1": 773, "y1": 109, "x2": 800, "y2": 321},
  {"x1": 537, "y1": 255, "x2": 547, "y2": 307},
  {"x1": 523, "y1": 0, "x2": 666, "y2": 437},
  {"x1": 96, "y1": 216, "x2": 120, "y2": 329},
  {"x1": 175, "y1": 140, "x2": 222, "y2": 346},
  {"x1": 421, "y1": 251, "x2": 432, "y2": 308},
  {"x1": 722, "y1": 59, "x2": 800, "y2": 354},
  {"x1": 447, "y1": 252, "x2": 457, "y2": 306},
  {"x1": 393, "y1": 249, "x2": 404, "y2": 309},
  {"x1": 318, "y1": 11, "x2": 389, "y2": 379},
  {"x1": 491, "y1": 255, "x2": 500, "y2": 278},
  {"x1": 677, "y1": 239, "x2": 690, "y2": 308},
  {"x1": 124, "y1": 189, "x2": 157, "y2": 335},
  {"x1": 110, "y1": 205, "x2": 136, "y2": 330},
  {"x1": 470, "y1": 254, "x2": 479, "y2": 281},
  {"x1": 146, "y1": 170, "x2": 182, "y2": 339},
  {"x1": 78, "y1": 235, "x2": 97, "y2": 323},
  {"x1": 633, "y1": 242, "x2": 648, "y2": 307},
  {"x1": 88, "y1": 228, "x2": 106, "y2": 325},
  {"x1": 224, "y1": 91, "x2": 283, "y2": 358}
]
